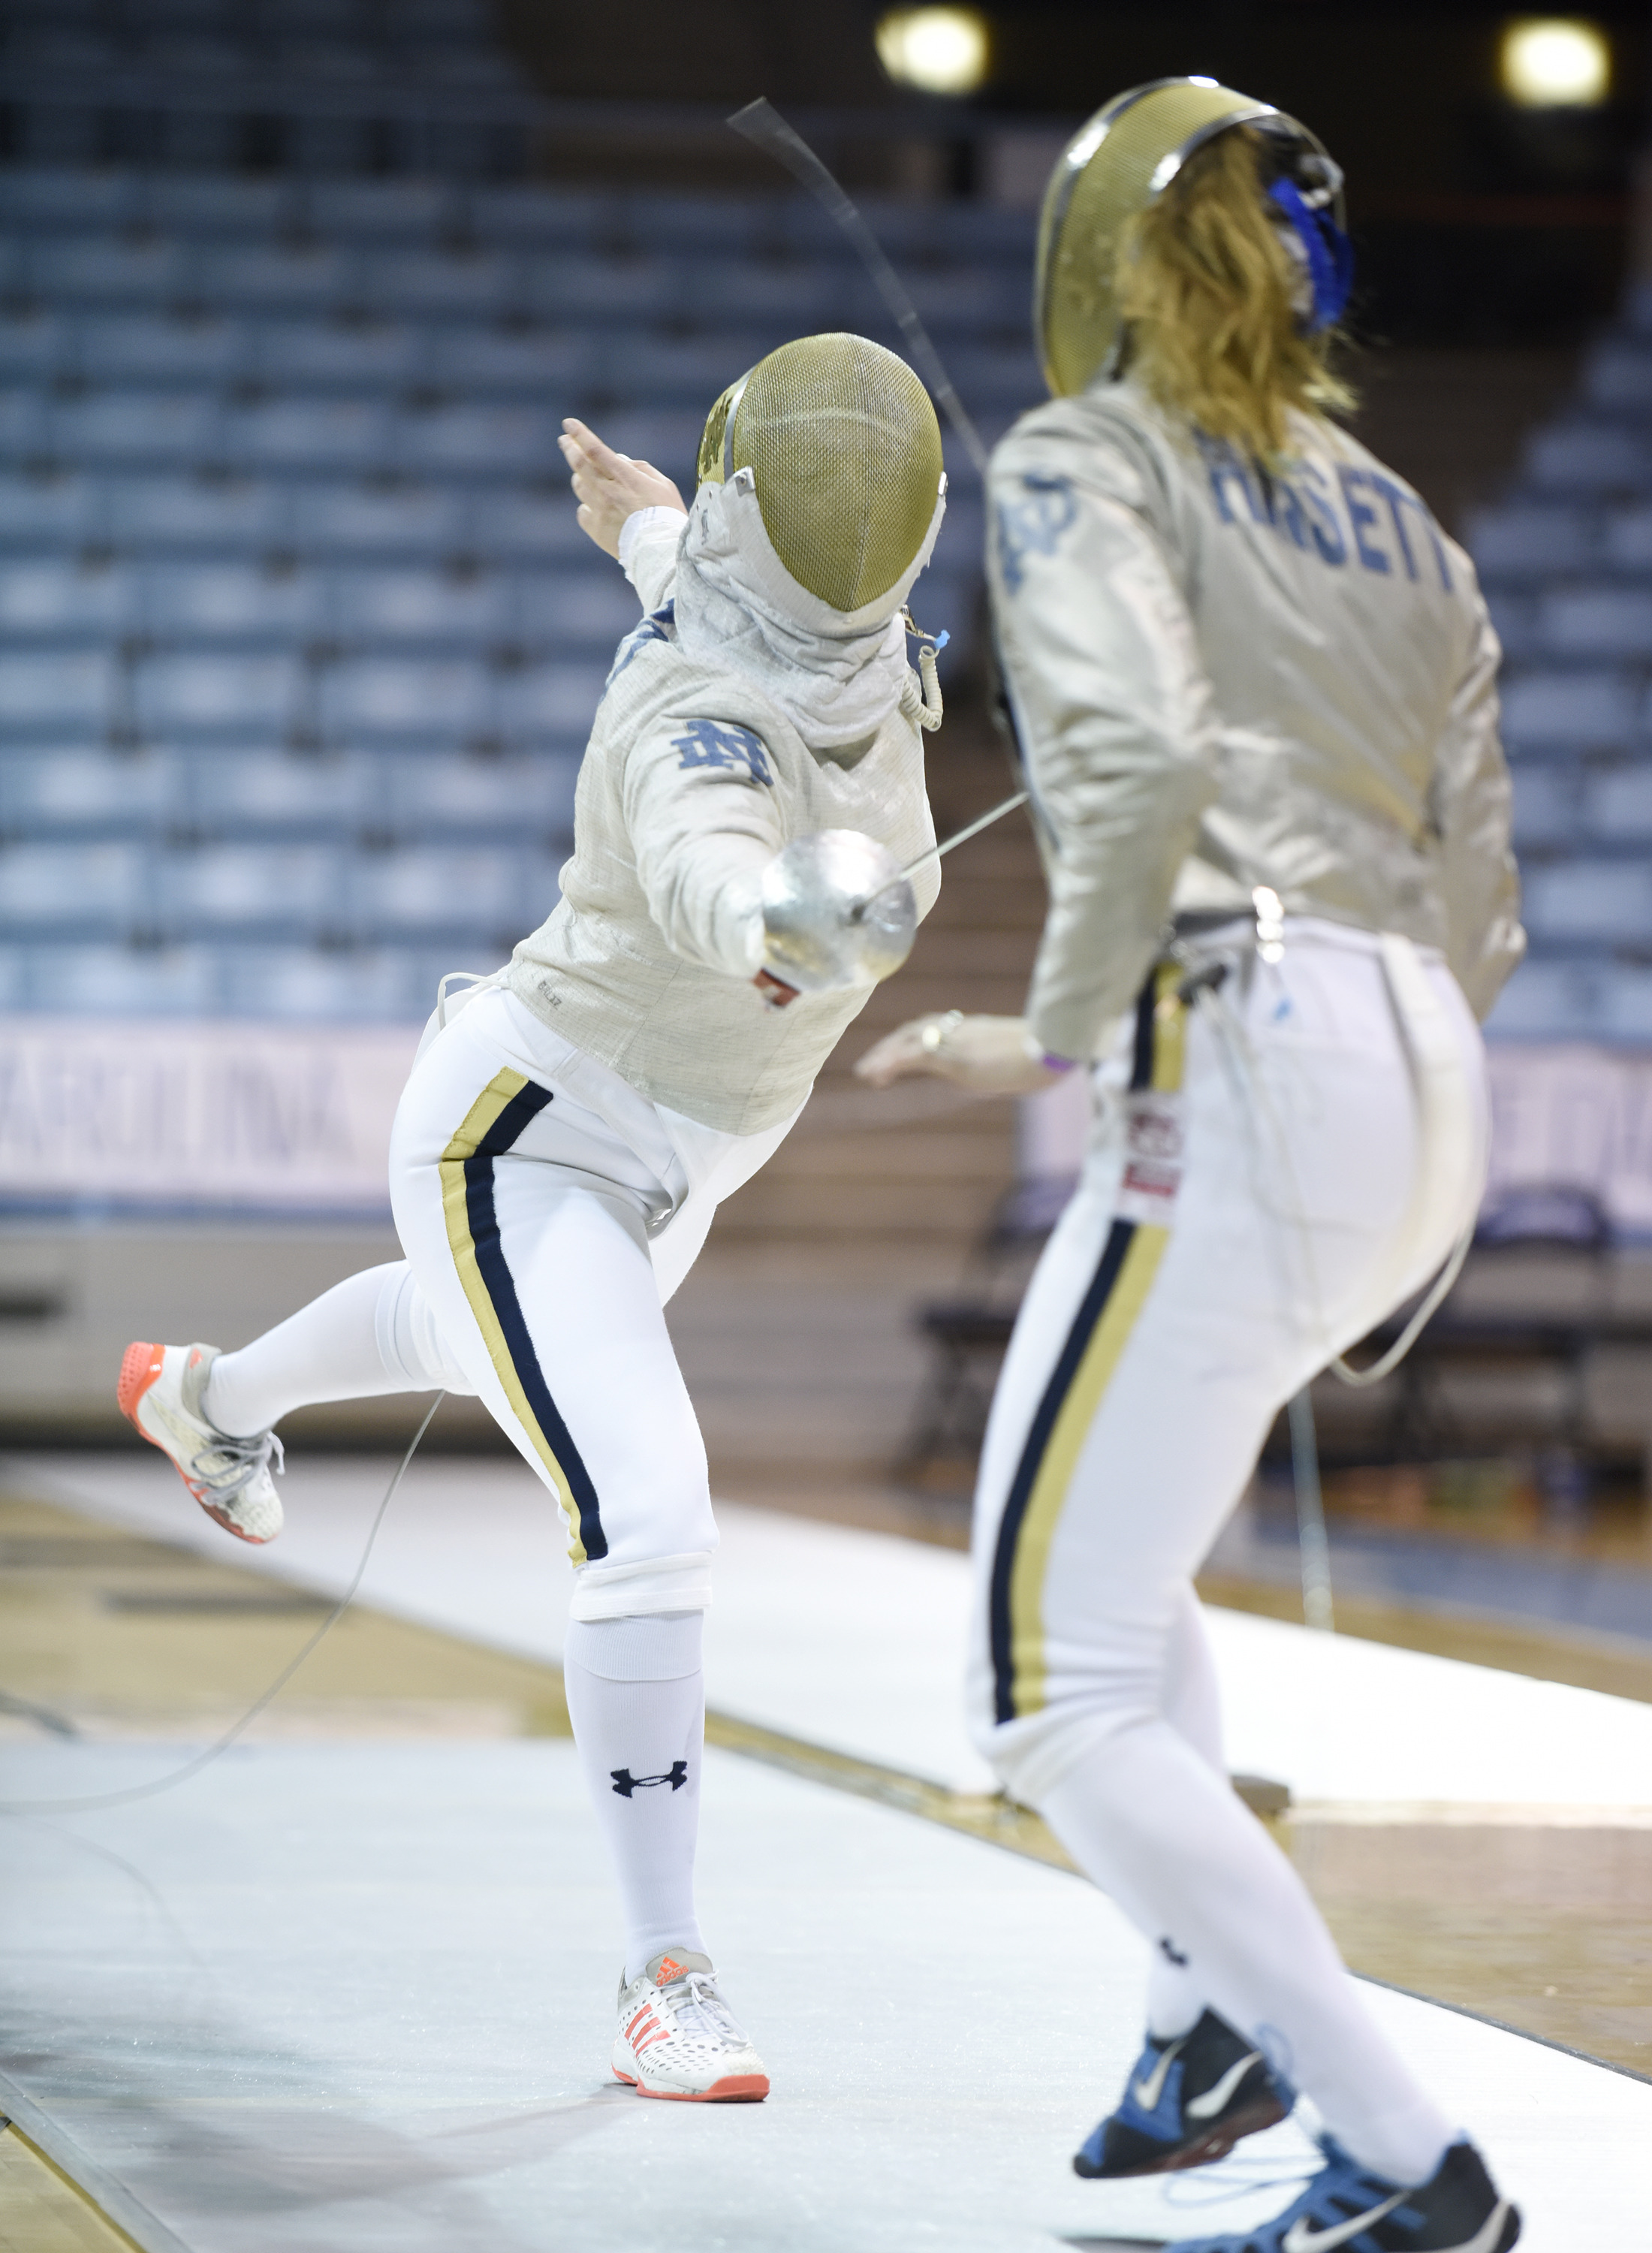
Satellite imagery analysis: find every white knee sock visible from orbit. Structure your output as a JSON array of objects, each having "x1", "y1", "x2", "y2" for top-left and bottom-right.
[
  {"x1": 203, "y1": 1262, "x2": 470, "y2": 1437},
  {"x1": 562, "y1": 1612, "x2": 706, "y2": 1984},
  {"x1": 1040, "y1": 1724, "x2": 1455, "y2": 2186}
]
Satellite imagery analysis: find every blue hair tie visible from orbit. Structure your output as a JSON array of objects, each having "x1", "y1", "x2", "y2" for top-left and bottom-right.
[{"x1": 1268, "y1": 176, "x2": 1354, "y2": 333}]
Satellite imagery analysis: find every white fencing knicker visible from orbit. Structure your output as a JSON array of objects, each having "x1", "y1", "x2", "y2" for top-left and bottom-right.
[{"x1": 966, "y1": 917, "x2": 1489, "y2": 2176}]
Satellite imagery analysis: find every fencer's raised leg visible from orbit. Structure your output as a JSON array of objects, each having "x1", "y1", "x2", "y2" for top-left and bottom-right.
[
  {"x1": 202, "y1": 1260, "x2": 472, "y2": 1436},
  {"x1": 119, "y1": 1261, "x2": 469, "y2": 1544}
]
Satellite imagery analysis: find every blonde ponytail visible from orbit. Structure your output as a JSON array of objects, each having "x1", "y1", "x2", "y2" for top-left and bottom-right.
[{"x1": 1116, "y1": 128, "x2": 1354, "y2": 464}]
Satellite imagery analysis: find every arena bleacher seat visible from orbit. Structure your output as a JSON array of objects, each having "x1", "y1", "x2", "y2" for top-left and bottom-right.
[{"x1": 0, "y1": 0, "x2": 1038, "y2": 1024}]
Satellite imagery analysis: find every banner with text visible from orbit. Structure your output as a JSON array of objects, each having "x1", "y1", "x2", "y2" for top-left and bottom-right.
[{"x1": 0, "y1": 1017, "x2": 421, "y2": 1216}]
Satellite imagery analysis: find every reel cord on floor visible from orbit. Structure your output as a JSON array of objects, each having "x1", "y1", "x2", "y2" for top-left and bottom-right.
[{"x1": 0, "y1": 1392, "x2": 445, "y2": 1819}]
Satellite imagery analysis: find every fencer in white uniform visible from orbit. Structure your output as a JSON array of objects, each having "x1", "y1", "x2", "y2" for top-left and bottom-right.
[
  {"x1": 859, "y1": 82, "x2": 1524, "y2": 2253},
  {"x1": 119, "y1": 333, "x2": 947, "y2": 2104}
]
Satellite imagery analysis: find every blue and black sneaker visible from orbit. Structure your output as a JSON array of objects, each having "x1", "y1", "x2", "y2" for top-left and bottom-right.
[
  {"x1": 1073, "y1": 2008, "x2": 1289, "y2": 2179},
  {"x1": 1162, "y1": 2134, "x2": 1519, "y2": 2252}
]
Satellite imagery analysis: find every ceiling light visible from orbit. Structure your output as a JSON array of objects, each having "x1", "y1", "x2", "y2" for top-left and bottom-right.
[
  {"x1": 876, "y1": 8, "x2": 990, "y2": 98},
  {"x1": 1500, "y1": 18, "x2": 1611, "y2": 107}
]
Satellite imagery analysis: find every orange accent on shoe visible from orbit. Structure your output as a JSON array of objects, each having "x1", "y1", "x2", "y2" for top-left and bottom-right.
[
  {"x1": 631, "y1": 2073, "x2": 769, "y2": 2104},
  {"x1": 653, "y1": 1956, "x2": 686, "y2": 1985},
  {"x1": 117, "y1": 1341, "x2": 164, "y2": 1422}
]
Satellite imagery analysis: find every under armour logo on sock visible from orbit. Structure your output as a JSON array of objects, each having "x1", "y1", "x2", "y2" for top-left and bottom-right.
[
  {"x1": 610, "y1": 1763, "x2": 689, "y2": 1798},
  {"x1": 1158, "y1": 1935, "x2": 1190, "y2": 1967}
]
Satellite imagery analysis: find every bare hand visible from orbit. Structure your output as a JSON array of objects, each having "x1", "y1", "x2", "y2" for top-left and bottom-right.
[
  {"x1": 854, "y1": 1014, "x2": 1063, "y2": 1096},
  {"x1": 559, "y1": 418, "x2": 687, "y2": 558}
]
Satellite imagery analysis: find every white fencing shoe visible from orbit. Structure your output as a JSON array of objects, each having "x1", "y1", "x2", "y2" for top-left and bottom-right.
[
  {"x1": 118, "y1": 1341, "x2": 284, "y2": 1546},
  {"x1": 611, "y1": 1950, "x2": 769, "y2": 2102}
]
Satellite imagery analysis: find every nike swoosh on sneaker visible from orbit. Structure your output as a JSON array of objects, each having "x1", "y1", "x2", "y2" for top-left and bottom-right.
[
  {"x1": 1184, "y1": 2048, "x2": 1265, "y2": 2121},
  {"x1": 1130, "y1": 2034, "x2": 1189, "y2": 2113},
  {"x1": 1282, "y1": 2193, "x2": 1406, "y2": 2253}
]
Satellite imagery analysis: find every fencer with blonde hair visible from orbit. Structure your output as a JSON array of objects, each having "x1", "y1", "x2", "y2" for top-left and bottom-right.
[{"x1": 860, "y1": 80, "x2": 1524, "y2": 2253}]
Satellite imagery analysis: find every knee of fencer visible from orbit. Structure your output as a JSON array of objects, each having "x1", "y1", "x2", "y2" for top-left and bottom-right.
[
  {"x1": 374, "y1": 1263, "x2": 475, "y2": 1395},
  {"x1": 562, "y1": 1609, "x2": 703, "y2": 1682},
  {"x1": 569, "y1": 1548, "x2": 715, "y2": 1622},
  {"x1": 970, "y1": 1694, "x2": 1154, "y2": 1810}
]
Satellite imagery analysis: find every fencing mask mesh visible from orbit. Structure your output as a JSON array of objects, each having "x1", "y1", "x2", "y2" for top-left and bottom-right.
[
  {"x1": 1036, "y1": 77, "x2": 1344, "y2": 400},
  {"x1": 695, "y1": 333, "x2": 945, "y2": 613}
]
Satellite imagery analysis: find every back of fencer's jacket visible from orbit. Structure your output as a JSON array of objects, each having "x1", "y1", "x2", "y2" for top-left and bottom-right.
[
  {"x1": 508, "y1": 599, "x2": 940, "y2": 1137},
  {"x1": 987, "y1": 379, "x2": 1526, "y2": 1067}
]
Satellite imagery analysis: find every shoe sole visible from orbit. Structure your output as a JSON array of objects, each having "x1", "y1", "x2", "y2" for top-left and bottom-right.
[
  {"x1": 117, "y1": 1340, "x2": 274, "y2": 1548},
  {"x1": 613, "y1": 2068, "x2": 769, "y2": 2104},
  {"x1": 1072, "y1": 2092, "x2": 1289, "y2": 2179}
]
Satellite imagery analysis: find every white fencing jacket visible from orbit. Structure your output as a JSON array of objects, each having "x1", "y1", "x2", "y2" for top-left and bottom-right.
[
  {"x1": 987, "y1": 379, "x2": 1526, "y2": 1064},
  {"x1": 509, "y1": 520, "x2": 939, "y2": 1136}
]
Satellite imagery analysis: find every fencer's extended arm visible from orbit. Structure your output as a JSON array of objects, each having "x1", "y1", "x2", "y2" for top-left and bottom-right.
[
  {"x1": 1429, "y1": 602, "x2": 1527, "y2": 1022},
  {"x1": 623, "y1": 715, "x2": 784, "y2": 982},
  {"x1": 619, "y1": 508, "x2": 689, "y2": 616},
  {"x1": 988, "y1": 430, "x2": 1221, "y2": 1062}
]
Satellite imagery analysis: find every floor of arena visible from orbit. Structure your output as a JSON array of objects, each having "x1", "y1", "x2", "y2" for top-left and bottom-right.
[{"x1": 2, "y1": 1451, "x2": 1649, "y2": 2251}]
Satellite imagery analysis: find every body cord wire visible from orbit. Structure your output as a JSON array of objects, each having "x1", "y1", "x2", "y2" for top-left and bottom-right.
[{"x1": 0, "y1": 1392, "x2": 445, "y2": 1817}]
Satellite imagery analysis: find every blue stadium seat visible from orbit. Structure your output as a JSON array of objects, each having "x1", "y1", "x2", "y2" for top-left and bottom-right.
[
  {"x1": 0, "y1": 385, "x2": 47, "y2": 457},
  {"x1": 0, "y1": 650, "x2": 116, "y2": 736},
  {"x1": 143, "y1": 560, "x2": 324, "y2": 642},
  {"x1": 158, "y1": 841, "x2": 340, "y2": 932},
  {"x1": 255, "y1": 317, "x2": 423, "y2": 387},
  {"x1": 1458, "y1": 503, "x2": 1596, "y2": 581},
  {"x1": 364, "y1": 246, "x2": 518, "y2": 317},
  {"x1": 397, "y1": 400, "x2": 550, "y2": 474},
  {"x1": 1582, "y1": 342, "x2": 1652, "y2": 413},
  {"x1": 352, "y1": 843, "x2": 524, "y2": 935},
  {"x1": 1581, "y1": 765, "x2": 1652, "y2": 841},
  {"x1": 514, "y1": 570, "x2": 638, "y2": 650},
  {"x1": 196, "y1": 240, "x2": 354, "y2": 312},
  {"x1": 318, "y1": 655, "x2": 493, "y2": 739},
  {"x1": 1601, "y1": 505, "x2": 1652, "y2": 573},
  {"x1": 0, "y1": 307, "x2": 68, "y2": 381},
  {"x1": 186, "y1": 746, "x2": 375, "y2": 833},
  {"x1": 675, "y1": 258, "x2": 828, "y2": 324},
  {"x1": 291, "y1": 479, "x2": 463, "y2": 557},
  {"x1": 1510, "y1": 765, "x2": 1579, "y2": 849},
  {"x1": 0, "y1": 167, "x2": 140, "y2": 231},
  {"x1": 527, "y1": 254, "x2": 677, "y2": 321},
  {"x1": 0, "y1": 840, "x2": 148, "y2": 929},
  {"x1": 333, "y1": 566, "x2": 512, "y2": 644},
  {"x1": 147, "y1": 171, "x2": 294, "y2": 237},
  {"x1": 628, "y1": 193, "x2": 764, "y2": 255},
  {"x1": 135, "y1": 653, "x2": 306, "y2": 738},
  {"x1": 389, "y1": 747, "x2": 578, "y2": 834},
  {"x1": 0, "y1": 469, "x2": 105, "y2": 547},
  {"x1": 107, "y1": 472, "x2": 288, "y2": 553},
  {"x1": 0, "y1": 556, "x2": 139, "y2": 639},
  {"x1": 1522, "y1": 858, "x2": 1652, "y2": 943},
  {"x1": 1483, "y1": 590, "x2": 1538, "y2": 659},
  {"x1": 1596, "y1": 965, "x2": 1652, "y2": 1043},
  {"x1": 591, "y1": 411, "x2": 702, "y2": 485},
  {"x1": 1524, "y1": 421, "x2": 1652, "y2": 496},
  {"x1": 304, "y1": 176, "x2": 455, "y2": 240},
  {"x1": 27, "y1": 941, "x2": 219, "y2": 1015},
  {"x1": 604, "y1": 332, "x2": 769, "y2": 409},
  {"x1": 0, "y1": 745, "x2": 179, "y2": 831},
  {"x1": 73, "y1": 310, "x2": 247, "y2": 383},
  {"x1": 427, "y1": 324, "x2": 591, "y2": 394},
  {"x1": 28, "y1": 231, "x2": 189, "y2": 304},
  {"x1": 50, "y1": 388, "x2": 221, "y2": 467},
  {"x1": 497, "y1": 660, "x2": 604, "y2": 740},
  {"x1": 469, "y1": 487, "x2": 586, "y2": 561},
  {"x1": 227, "y1": 394, "x2": 392, "y2": 472},
  {"x1": 1481, "y1": 958, "x2": 1595, "y2": 1041},
  {"x1": 1536, "y1": 587, "x2": 1652, "y2": 659},
  {"x1": 1498, "y1": 668, "x2": 1638, "y2": 753},
  {"x1": 467, "y1": 184, "x2": 606, "y2": 246},
  {"x1": 220, "y1": 944, "x2": 418, "y2": 1020}
]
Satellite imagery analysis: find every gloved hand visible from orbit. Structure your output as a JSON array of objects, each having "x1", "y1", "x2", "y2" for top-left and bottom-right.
[
  {"x1": 855, "y1": 1013, "x2": 1065, "y2": 1095},
  {"x1": 755, "y1": 831, "x2": 918, "y2": 1001}
]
